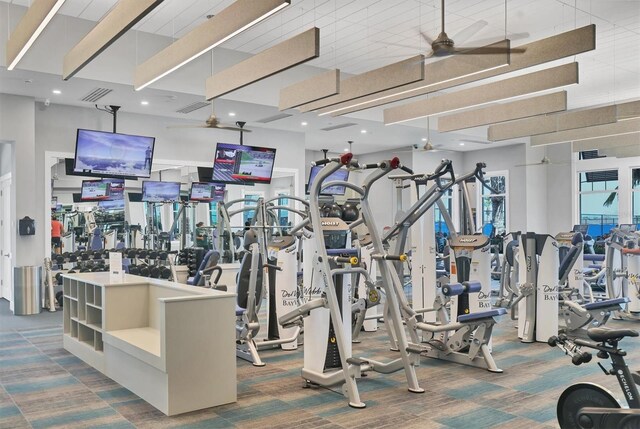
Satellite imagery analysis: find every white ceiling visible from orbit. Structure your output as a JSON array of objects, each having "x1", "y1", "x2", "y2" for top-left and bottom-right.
[{"x1": 1, "y1": 0, "x2": 639, "y2": 154}]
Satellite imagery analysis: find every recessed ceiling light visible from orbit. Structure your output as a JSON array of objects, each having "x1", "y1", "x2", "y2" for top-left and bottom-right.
[
  {"x1": 229, "y1": 112, "x2": 236, "y2": 117},
  {"x1": 141, "y1": 100, "x2": 149, "y2": 105},
  {"x1": 421, "y1": 138, "x2": 427, "y2": 142},
  {"x1": 459, "y1": 142, "x2": 465, "y2": 146},
  {"x1": 52, "y1": 89, "x2": 61, "y2": 95},
  {"x1": 301, "y1": 121, "x2": 308, "y2": 126},
  {"x1": 361, "y1": 129, "x2": 367, "y2": 134}
]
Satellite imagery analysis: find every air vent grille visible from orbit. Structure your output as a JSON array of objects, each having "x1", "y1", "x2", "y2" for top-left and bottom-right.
[
  {"x1": 176, "y1": 101, "x2": 210, "y2": 114},
  {"x1": 256, "y1": 113, "x2": 292, "y2": 123},
  {"x1": 320, "y1": 123, "x2": 357, "y2": 131},
  {"x1": 80, "y1": 88, "x2": 113, "y2": 102}
]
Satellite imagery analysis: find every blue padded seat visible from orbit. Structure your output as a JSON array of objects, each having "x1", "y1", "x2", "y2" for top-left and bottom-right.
[
  {"x1": 584, "y1": 254, "x2": 605, "y2": 262},
  {"x1": 458, "y1": 308, "x2": 507, "y2": 323},
  {"x1": 583, "y1": 297, "x2": 629, "y2": 310},
  {"x1": 236, "y1": 305, "x2": 246, "y2": 316}
]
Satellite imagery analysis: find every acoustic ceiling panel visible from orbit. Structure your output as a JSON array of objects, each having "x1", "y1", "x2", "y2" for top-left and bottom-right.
[
  {"x1": 489, "y1": 104, "x2": 618, "y2": 141},
  {"x1": 572, "y1": 133, "x2": 640, "y2": 152},
  {"x1": 384, "y1": 62, "x2": 578, "y2": 125},
  {"x1": 319, "y1": 24, "x2": 595, "y2": 117},
  {"x1": 134, "y1": 0, "x2": 290, "y2": 90},
  {"x1": 279, "y1": 69, "x2": 340, "y2": 111},
  {"x1": 438, "y1": 91, "x2": 567, "y2": 133},
  {"x1": 306, "y1": 40, "x2": 509, "y2": 115},
  {"x1": 531, "y1": 117, "x2": 640, "y2": 146},
  {"x1": 206, "y1": 27, "x2": 319, "y2": 100},
  {"x1": 6, "y1": 0, "x2": 66, "y2": 70},
  {"x1": 617, "y1": 100, "x2": 640, "y2": 119},
  {"x1": 297, "y1": 54, "x2": 426, "y2": 113},
  {"x1": 63, "y1": 0, "x2": 163, "y2": 80}
]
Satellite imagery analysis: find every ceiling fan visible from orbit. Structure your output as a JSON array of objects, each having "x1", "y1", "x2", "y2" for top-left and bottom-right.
[
  {"x1": 515, "y1": 155, "x2": 569, "y2": 167},
  {"x1": 167, "y1": 108, "x2": 252, "y2": 133}
]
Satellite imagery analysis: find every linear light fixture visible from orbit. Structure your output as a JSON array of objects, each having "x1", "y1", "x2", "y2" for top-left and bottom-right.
[
  {"x1": 572, "y1": 133, "x2": 640, "y2": 152},
  {"x1": 315, "y1": 24, "x2": 595, "y2": 117},
  {"x1": 134, "y1": 0, "x2": 290, "y2": 91},
  {"x1": 206, "y1": 27, "x2": 319, "y2": 100},
  {"x1": 6, "y1": 0, "x2": 66, "y2": 70},
  {"x1": 306, "y1": 40, "x2": 510, "y2": 116},
  {"x1": 384, "y1": 62, "x2": 578, "y2": 126},
  {"x1": 297, "y1": 53, "x2": 427, "y2": 113},
  {"x1": 63, "y1": 0, "x2": 163, "y2": 80},
  {"x1": 438, "y1": 91, "x2": 567, "y2": 133},
  {"x1": 279, "y1": 69, "x2": 340, "y2": 111},
  {"x1": 531, "y1": 117, "x2": 640, "y2": 146},
  {"x1": 488, "y1": 104, "x2": 621, "y2": 141}
]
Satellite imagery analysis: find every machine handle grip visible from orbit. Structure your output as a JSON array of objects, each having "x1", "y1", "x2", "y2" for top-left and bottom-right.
[
  {"x1": 313, "y1": 158, "x2": 332, "y2": 166},
  {"x1": 263, "y1": 263, "x2": 282, "y2": 272},
  {"x1": 372, "y1": 253, "x2": 407, "y2": 261},
  {"x1": 400, "y1": 165, "x2": 414, "y2": 174},
  {"x1": 332, "y1": 256, "x2": 359, "y2": 264}
]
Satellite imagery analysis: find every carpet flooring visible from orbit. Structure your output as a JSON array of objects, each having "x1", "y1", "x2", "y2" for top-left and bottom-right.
[{"x1": 1, "y1": 305, "x2": 639, "y2": 428}]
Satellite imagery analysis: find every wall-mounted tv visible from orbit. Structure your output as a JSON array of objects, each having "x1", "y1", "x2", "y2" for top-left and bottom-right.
[
  {"x1": 81, "y1": 180, "x2": 111, "y2": 201},
  {"x1": 141, "y1": 181, "x2": 181, "y2": 203},
  {"x1": 99, "y1": 199, "x2": 125, "y2": 210},
  {"x1": 64, "y1": 158, "x2": 137, "y2": 180},
  {"x1": 212, "y1": 142, "x2": 276, "y2": 184},
  {"x1": 101, "y1": 178, "x2": 124, "y2": 200},
  {"x1": 74, "y1": 129, "x2": 155, "y2": 178},
  {"x1": 189, "y1": 182, "x2": 225, "y2": 202},
  {"x1": 307, "y1": 165, "x2": 350, "y2": 196}
]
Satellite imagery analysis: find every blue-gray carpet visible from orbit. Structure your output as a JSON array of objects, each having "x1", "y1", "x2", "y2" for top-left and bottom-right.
[{"x1": 1, "y1": 311, "x2": 639, "y2": 428}]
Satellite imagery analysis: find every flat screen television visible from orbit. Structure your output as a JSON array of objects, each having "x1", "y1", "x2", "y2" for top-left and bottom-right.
[
  {"x1": 141, "y1": 181, "x2": 181, "y2": 202},
  {"x1": 64, "y1": 158, "x2": 137, "y2": 180},
  {"x1": 80, "y1": 180, "x2": 111, "y2": 201},
  {"x1": 100, "y1": 178, "x2": 124, "y2": 200},
  {"x1": 74, "y1": 129, "x2": 155, "y2": 178},
  {"x1": 189, "y1": 182, "x2": 225, "y2": 202},
  {"x1": 212, "y1": 142, "x2": 276, "y2": 184},
  {"x1": 99, "y1": 199, "x2": 125, "y2": 210},
  {"x1": 307, "y1": 165, "x2": 350, "y2": 195}
]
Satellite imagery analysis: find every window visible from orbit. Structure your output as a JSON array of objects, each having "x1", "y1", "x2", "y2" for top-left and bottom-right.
[
  {"x1": 209, "y1": 202, "x2": 218, "y2": 226},
  {"x1": 243, "y1": 193, "x2": 261, "y2": 225},
  {"x1": 277, "y1": 193, "x2": 290, "y2": 227},
  {"x1": 434, "y1": 188, "x2": 452, "y2": 235},
  {"x1": 633, "y1": 168, "x2": 640, "y2": 229},
  {"x1": 480, "y1": 174, "x2": 507, "y2": 235},
  {"x1": 578, "y1": 170, "x2": 619, "y2": 239}
]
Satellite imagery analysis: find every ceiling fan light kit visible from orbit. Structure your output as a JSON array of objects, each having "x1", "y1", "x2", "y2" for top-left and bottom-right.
[
  {"x1": 134, "y1": 0, "x2": 291, "y2": 90},
  {"x1": 384, "y1": 62, "x2": 579, "y2": 125},
  {"x1": 206, "y1": 27, "x2": 320, "y2": 100},
  {"x1": 437, "y1": 91, "x2": 567, "y2": 132},
  {"x1": 63, "y1": 0, "x2": 163, "y2": 80},
  {"x1": 279, "y1": 69, "x2": 340, "y2": 110},
  {"x1": 6, "y1": 0, "x2": 67, "y2": 70}
]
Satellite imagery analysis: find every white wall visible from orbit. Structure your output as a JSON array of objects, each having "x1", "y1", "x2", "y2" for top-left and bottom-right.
[
  {"x1": 545, "y1": 142, "x2": 573, "y2": 233},
  {"x1": 0, "y1": 143, "x2": 10, "y2": 176}
]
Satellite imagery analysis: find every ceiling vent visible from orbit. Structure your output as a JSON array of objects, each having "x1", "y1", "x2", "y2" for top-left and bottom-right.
[
  {"x1": 320, "y1": 123, "x2": 357, "y2": 131},
  {"x1": 256, "y1": 113, "x2": 292, "y2": 123},
  {"x1": 176, "y1": 101, "x2": 210, "y2": 114},
  {"x1": 80, "y1": 87, "x2": 113, "y2": 103}
]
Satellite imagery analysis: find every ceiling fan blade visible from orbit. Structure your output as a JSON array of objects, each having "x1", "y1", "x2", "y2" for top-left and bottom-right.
[
  {"x1": 452, "y1": 20, "x2": 488, "y2": 45},
  {"x1": 469, "y1": 32, "x2": 530, "y2": 47},
  {"x1": 453, "y1": 46, "x2": 526, "y2": 55},
  {"x1": 217, "y1": 125, "x2": 253, "y2": 132},
  {"x1": 420, "y1": 31, "x2": 434, "y2": 45},
  {"x1": 374, "y1": 40, "x2": 420, "y2": 50},
  {"x1": 166, "y1": 124, "x2": 208, "y2": 129}
]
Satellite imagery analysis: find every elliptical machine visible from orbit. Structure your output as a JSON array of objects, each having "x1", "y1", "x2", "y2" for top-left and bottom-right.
[{"x1": 549, "y1": 327, "x2": 640, "y2": 429}]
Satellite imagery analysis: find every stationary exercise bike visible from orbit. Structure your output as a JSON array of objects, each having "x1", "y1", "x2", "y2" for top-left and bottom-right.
[{"x1": 549, "y1": 327, "x2": 640, "y2": 429}]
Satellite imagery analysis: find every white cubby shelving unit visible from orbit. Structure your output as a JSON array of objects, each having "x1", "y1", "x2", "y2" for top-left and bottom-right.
[{"x1": 62, "y1": 272, "x2": 236, "y2": 416}]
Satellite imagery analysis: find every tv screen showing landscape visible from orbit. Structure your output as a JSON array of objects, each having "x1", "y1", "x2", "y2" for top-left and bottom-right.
[
  {"x1": 74, "y1": 129, "x2": 155, "y2": 178},
  {"x1": 212, "y1": 142, "x2": 276, "y2": 184},
  {"x1": 101, "y1": 178, "x2": 124, "y2": 201},
  {"x1": 190, "y1": 182, "x2": 225, "y2": 202},
  {"x1": 307, "y1": 165, "x2": 350, "y2": 195},
  {"x1": 99, "y1": 199, "x2": 125, "y2": 210},
  {"x1": 141, "y1": 181, "x2": 180, "y2": 202},
  {"x1": 80, "y1": 180, "x2": 111, "y2": 201}
]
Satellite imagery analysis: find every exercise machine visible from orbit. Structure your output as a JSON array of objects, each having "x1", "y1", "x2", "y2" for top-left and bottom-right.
[
  {"x1": 605, "y1": 225, "x2": 640, "y2": 319},
  {"x1": 549, "y1": 327, "x2": 640, "y2": 429}
]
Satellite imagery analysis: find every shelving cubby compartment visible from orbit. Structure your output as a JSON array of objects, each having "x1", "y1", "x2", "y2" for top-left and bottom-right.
[{"x1": 63, "y1": 276, "x2": 103, "y2": 356}]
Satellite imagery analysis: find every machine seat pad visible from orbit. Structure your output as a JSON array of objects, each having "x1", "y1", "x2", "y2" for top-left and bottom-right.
[
  {"x1": 583, "y1": 254, "x2": 605, "y2": 262},
  {"x1": 235, "y1": 305, "x2": 246, "y2": 317},
  {"x1": 588, "y1": 327, "x2": 639, "y2": 342},
  {"x1": 458, "y1": 308, "x2": 506, "y2": 323},
  {"x1": 583, "y1": 297, "x2": 630, "y2": 310}
]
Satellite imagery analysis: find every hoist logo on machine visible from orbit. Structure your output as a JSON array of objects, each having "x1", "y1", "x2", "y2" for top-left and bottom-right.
[
  {"x1": 321, "y1": 221, "x2": 340, "y2": 227},
  {"x1": 526, "y1": 255, "x2": 532, "y2": 272},
  {"x1": 542, "y1": 285, "x2": 559, "y2": 301},
  {"x1": 459, "y1": 238, "x2": 477, "y2": 244}
]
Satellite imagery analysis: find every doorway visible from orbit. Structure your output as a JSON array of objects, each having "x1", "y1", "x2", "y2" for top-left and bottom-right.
[{"x1": 0, "y1": 173, "x2": 12, "y2": 302}]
